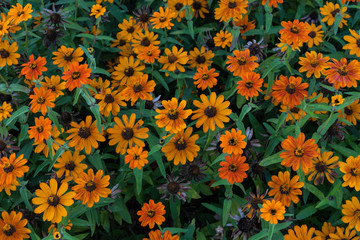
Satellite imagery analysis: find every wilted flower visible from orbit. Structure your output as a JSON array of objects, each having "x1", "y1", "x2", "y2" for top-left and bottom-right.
[
  {"x1": 229, "y1": 209, "x2": 258, "y2": 240},
  {"x1": 42, "y1": 28, "x2": 64, "y2": 48},
  {"x1": 244, "y1": 39, "x2": 267, "y2": 62},
  {"x1": 157, "y1": 175, "x2": 191, "y2": 202},
  {"x1": 41, "y1": 3, "x2": 69, "y2": 29},
  {"x1": 0, "y1": 133, "x2": 20, "y2": 158},
  {"x1": 179, "y1": 158, "x2": 207, "y2": 182},
  {"x1": 241, "y1": 186, "x2": 269, "y2": 221}
]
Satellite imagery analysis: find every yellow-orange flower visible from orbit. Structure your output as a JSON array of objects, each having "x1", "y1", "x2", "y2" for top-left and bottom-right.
[
  {"x1": 220, "y1": 128, "x2": 247, "y2": 155},
  {"x1": 28, "y1": 116, "x2": 52, "y2": 145},
  {"x1": 324, "y1": 58, "x2": 360, "y2": 89},
  {"x1": 260, "y1": 200, "x2": 285, "y2": 224},
  {"x1": 120, "y1": 74, "x2": 156, "y2": 106},
  {"x1": 226, "y1": 49, "x2": 258, "y2": 76},
  {"x1": 20, "y1": 54, "x2": 47, "y2": 80},
  {"x1": 320, "y1": 2, "x2": 350, "y2": 28},
  {"x1": 52, "y1": 46, "x2": 84, "y2": 71},
  {"x1": 29, "y1": 87, "x2": 57, "y2": 115},
  {"x1": 236, "y1": 71, "x2": 263, "y2": 100},
  {"x1": 214, "y1": 0, "x2": 248, "y2": 23},
  {"x1": 214, "y1": 30, "x2": 233, "y2": 48},
  {"x1": 61, "y1": 62, "x2": 92, "y2": 91},
  {"x1": 0, "y1": 211, "x2": 31, "y2": 239},
  {"x1": 125, "y1": 145, "x2": 149, "y2": 170},
  {"x1": 193, "y1": 66, "x2": 219, "y2": 90},
  {"x1": 218, "y1": 154, "x2": 249, "y2": 184},
  {"x1": 150, "y1": 7, "x2": 176, "y2": 30},
  {"x1": 7, "y1": 3, "x2": 33, "y2": 24},
  {"x1": 339, "y1": 155, "x2": 360, "y2": 191},
  {"x1": 298, "y1": 51, "x2": 330, "y2": 78},
  {"x1": 0, "y1": 153, "x2": 28, "y2": 186},
  {"x1": 279, "y1": 20, "x2": 310, "y2": 50},
  {"x1": 137, "y1": 200, "x2": 166, "y2": 229}
]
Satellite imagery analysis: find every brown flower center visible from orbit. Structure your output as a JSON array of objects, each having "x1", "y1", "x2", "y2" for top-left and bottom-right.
[
  {"x1": 167, "y1": 109, "x2": 179, "y2": 120},
  {"x1": 204, "y1": 106, "x2": 217, "y2": 118},
  {"x1": 51, "y1": 86, "x2": 57, "y2": 92},
  {"x1": 0, "y1": 140, "x2": 6, "y2": 151},
  {"x1": 202, "y1": 74, "x2": 209, "y2": 80},
  {"x1": 168, "y1": 54, "x2": 178, "y2": 64},
  {"x1": 315, "y1": 161, "x2": 327, "y2": 173},
  {"x1": 64, "y1": 52, "x2": 73, "y2": 61},
  {"x1": 167, "y1": 181, "x2": 180, "y2": 194},
  {"x1": 344, "y1": 107, "x2": 353, "y2": 115},
  {"x1": 221, "y1": 37, "x2": 227, "y2": 42},
  {"x1": 237, "y1": 57, "x2": 247, "y2": 65},
  {"x1": 127, "y1": 26, "x2": 134, "y2": 33},
  {"x1": 310, "y1": 60, "x2": 318, "y2": 68},
  {"x1": 250, "y1": 197, "x2": 263, "y2": 210},
  {"x1": 121, "y1": 128, "x2": 134, "y2": 140},
  {"x1": 133, "y1": 83, "x2": 143, "y2": 93},
  {"x1": 192, "y1": 0, "x2": 202, "y2": 10},
  {"x1": 228, "y1": 1, "x2": 237, "y2": 8},
  {"x1": 36, "y1": 126, "x2": 44, "y2": 133},
  {"x1": 139, "y1": 13, "x2": 150, "y2": 23},
  {"x1": 294, "y1": 147, "x2": 304, "y2": 157},
  {"x1": 2, "y1": 224, "x2": 15, "y2": 236},
  {"x1": 285, "y1": 83, "x2": 296, "y2": 94},
  {"x1": 0, "y1": 49, "x2": 10, "y2": 58},
  {"x1": 245, "y1": 81, "x2": 253, "y2": 88},
  {"x1": 141, "y1": 37, "x2": 151, "y2": 47},
  {"x1": 290, "y1": 26, "x2": 299, "y2": 34},
  {"x1": 146, "y1": 50, "x2": 153, "y2": 56},
  {"x1": 48, "y1": 195, "x2": 60, "y2": 206},
  {"x1": 71, "y1": 72, "x2": 81, "y2": 79},
  {"x1": 239, "y1": 24, "x2": 247, "y2": 30},
  {"x1": 85, "y1": 180, "x2": 97, "y2": 192},
  {"x1": 270, "y1": 209, "x2": 277, "y2": 215},
  {"x1": 17, "y1": 11, "x2": 24, "y2": 17},
  {"x1": 133, "y1": 154, "x2": 140, "y2": 160},
  {"x1": 104, "y1": 94, "x2": 114, "y2": 103},
  {"x1": 124, "y1": 67, "x2": 135, "y2": 77},
  {"x1": 331, "y1": 8, "x2": 340, "y2": 17},
  {"x1": 189, "y1": 165, "x2": 200, "y2": 176},
  {"x1": 50, "y1": 13, "x2": 61, "y2": 24},
  {"x1": 290, "y1": 107, "x2": 300, "y2": 114},
  {"x1": 37, "y1": 97, "x2": 45, "y2": 104},
  {"x1": 78, "y1": 126, "x2": 91, "y2": 139},
  {"x1": 280, "y1": 184, "x2": 290, "y2": 194},
  {"x1": 174, "y1": 138, "x2": 187, "y2": 150},
  {"x1": 308, "y1": 31, "x2": 316, "y2": 38},
  {"x1": 147, "y1": 210, "x2": 155, "y2": 217},
  {"x1": 338, "y1": 66, "x2": 348, "y2": 76},
  {"x1": 175, "y1": 3, "x2": 184, "y2": 11},
  {"x1": 229, "y1": 138, "x2": 237, "y2": 146},
  {"x1": 29, "y1": 63, "x2": 37, "y2": 69},
  {"x1": 357, "y1": 39, "x2": 360, "y2": 48},
  {"x1": 65, "y1": 161, "x2": 75, "y2": 171},
  {"x1": 350, "y1": 168, "x2": 360, "y2": 176},
  {"x1": 159, "y1": 16, "x2": 167, "y2": 22},
  {"x1": 195, "y1": 55, "x2": 206, "y2": 64},
  {"x1": 3, "y1": 162, "x2": 14, "y2": 173},
  {"x1": 228, "y1": 163, "x2": 238, "y2": 172},
  {"x1": 119, "y1": 39, "x2": 127, "y2": 46}
]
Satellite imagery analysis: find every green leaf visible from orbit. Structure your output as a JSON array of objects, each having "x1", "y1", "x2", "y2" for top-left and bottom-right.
[
  {"x1": 187, "y1": 20, "x2": 194, "y2": 39},
  {"x1": 90, "y1": 105, "x2": 102, "y2": 133},
  {"x1": 201, "y1": 203, "x2": 222, "y2": 215},
  {"x1": 260, "y1": 152, "x2": 281, "y2": 167},
  {"x1": 20, "y1": 186, "x2": 33, "y2": 211},
  {"x1": 238, "y1": 104, "x2": 252, "y2": 122},
  {"x1": 151, "y1": 70, "x2": 169, "y2": 91},
  {"x1": 134, "y1": 168, "x2": 143, "y2": 195},
  {"x1": 5, "y1": 106, "x2": 29, "y2": 126},
  {"x1": 296, "y1": 205, "x2": 317, "y2": 220},
  {"x1": 184, "y1": 219, "x2": 196, "y2": 240},
  {"x1": 148, "y1": 134, "x2": 174, "y2": 157},
  {"x1": 328, "y1": 144, "x2": 358, "y2": 157},
  {"x1": 317, "y1": 112, "x2": 339, "y2": 136},
  {"x1": 333, "y1": 13, "x2": 342, "y2": 35},
  {"x1": 265, "y1": 13, "x2": 273, "y2": 33},
  {"x1": 9, "y1": 83, "x2": 29, "y2": 93},
  {"x1": 305, "y1": 183, "x2": 324, "y2": 200}
]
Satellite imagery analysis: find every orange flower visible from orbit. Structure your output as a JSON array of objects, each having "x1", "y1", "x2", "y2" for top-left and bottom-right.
[
  {"x1": 307, "y1": 24, "x2": 324, "y2": 48},
  {"x1": 260, "y1": 200, "x2": 285, "y2": 224},
  {"x1": 61, "y1": 62, "x2": 92, "y2": 91},
  {"x1": 0, "y1": 153, "x2": 28, "y2": 186},
  {"x1": 220, "y1": 128, "x2": 247, "y2": 155},
  {"x1": 234, "y1": 15, "x2": 256, "y2": 39},
  {"x1": 137, "y1": 200, "x2": 166, "y2": 229},
  {"x1": 226, "y1": 49, "x2": 258, "y2": 76},
  {"x1": 262, "y1": 0, "x2": 283, "y2": 7},
  {"x1": 20, "y1": 54, "x2": 47, "y2": 80},
  {"x1": 271, "y1": 75, "x2": 308, "y2": 108},
  {"x1": 121, "y1": 74, "x2": 156, "y2": 106},
  {"x1": 150, "y1": 7, "x2": 176, "y2": 30},
  {"x1": 284, "y1": 225, "x2": 315, "y2": 240},
  {"x1": 29, "y1": 87, "x2": 57, "y2": 115},
  {"x1": 214, "y1": 0, "x2": 248, "y2": 23},
  {"x1": 7, "y1": 3, "x2": 33, "y2": 24},
  {"x1": 213, "y1": 30, "x2": 233, "y2": 48},
  {"x1": 236, "y1": 71, "x2": 263, "y2": 100},
  {"x1": 188, "y1": 46, "x2": 214, "y2": 69},
  {"x1": 0, "y1": 211, "x2": 31, "y2": 239},
  {"x1": 125, "y1": 145, "x2": 149, "y2": 170},
  {"x1": 137, "y1": 44, "x2": 160, "y2": 64},
  {"x1": 279, "y1": 20, "x2": 310, "y2": 49},
  {"x1": 280, "y1": 132, "x2": 319, "y2": 172},
  {"x1": 324, "y1": 58, "x2": 360, "y2": 89},
  {"x1": 28, "y1": 116, "x2": 52, "y2": 144},
  {"x1": 218, "y1": 154, "x2": 249, "y2": 184},
  {"x1": 298, "y1": 51, "x2": 330, "y2": 78},
  {"x1": 144, "y1": 230, "x2": 179, "y2": 240},
  {"x1": 193, "y1": 66, "x2": 219, "y2": 90}
]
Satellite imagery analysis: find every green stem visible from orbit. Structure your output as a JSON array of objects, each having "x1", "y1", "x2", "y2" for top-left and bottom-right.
[
  {"x1": 23, "y1": 22, "x2": 28, "y2": 50},
  {"x1": 318, "y1": 107, "x2": 335, "y2": 135},
  {"x1": 268, "y1": 222, "x2": 275, "y2": 240}
]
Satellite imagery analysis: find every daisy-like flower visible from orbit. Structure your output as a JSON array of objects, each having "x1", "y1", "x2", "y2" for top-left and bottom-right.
[
  {"x1": 262, "y1": 0, "x2": 283, "y2": 8},
  {"x1": 307, "y1": 24, "x2": 324, "y2": 48},
  {"x1": 242, "y1": 186, "x2": 268, "y2": 220},
  {"x1": 117, "y1": 17, "x2": 142, "y2": 41},
  {"x1": 235, "y1": 15, "x2": 256, "y2": 39},
  {"x1": 214, "y1": 0, "x2": 248, "y2": 23},
  {"x1": 137, "y1": 200, "x2": 166, "y2": 229},
  {"x1": 168, "y1": 0, "x2": 187, "y2": 22},
  {"x1": 279, "y1": 105, "x2": 306, "y2": 123},
  {"x1": 284, "y1": 225, "x2": 315, "y2": 240},
  {"x1": 0, "y1": 153, "x2": 28, "y2": 186},
  {"x1": 0, "y1": 14, "x2": 9, "y2": 38},
  {"x1": 324, "y1": 58, "x2": 360, "y2": 89},
  {"x1": 0, "y1": 211, "x2": 31, "y2": 240},
  {"x1": 220, "y1": 128, "x2": 247, "y2": 155},
  {"x1": 179, "y1": 159, "x2": 207, "y2": 182},
  {"x1": 61, "y1": 62, "x2": 92, "y2": 91},
  {"x1": 131, "y1": 30, "x2": 160, "y2": 52},
  {"x1": 107, "y1": 113, "x2": 149, "y2": 155},
  {"x1": 219, "y1": 154, "x2": 249, "y2": 184},
  {"x1": 41, "y1": 75, "x2": 66, "y2": 97},
  {"x1": 338, "y1": 100, "x2": 360, "y2": 125},
  {"x1": 89, "y1": 77, "x2": 111, "y2": 96},
  {"x1": 155, "y1": 98, "x2": 192, "y2": 133},
  {"x1": 125, "y1": 145, "x2": 149, "y2": 170},
  {"x1": 157, "y1": 175, "x2": 191, "y2": 201},
  {"x1": 268, "y1": 171, "x2": 304, "y2": 207},
  {"x1": 329, "y1": 226, "x2": 360, "y2": 240},
  {"x1": 20, "y1": 54, "x2": 47, "y2": 80},
  {"x1": 260, "y1": 200, "x2": 285, "y2": 224},
  {"x1": 52, "y1": 46, "x2": 84, "y2": 71},
  {"x1": 158, "y1": 46, "x2": 189, "y2": 74},
  {"x1": 144, "y1": 230, "x2": 179, "y2": 240},
  {"x1": 34, "y1": 126, "x2": 65, "y2": 158},
  {"x1": 213, "y1": 30, "x2": 233, "y2": 48},
  {"x1": 90, "y1": 4, "x2": 106, "y2": 19},
  {"x1": 41, "y1": 3, "x2": 70, "y2": 29},
  {"x1": 188, "y1": 46, "x2": 214, "y2": 69},
  {"x1": 133, "y1": 6, "x2": 152, "y2": 29},
  {"x1": 150, "y1": 7, "x2": 176, "y2": 30},
  {"x1": 236, "y1": 71, "x2": 263, "y2": 100},
  {"x1": 66, "y1": 115, "x2": 105, "y2": 155},
  {"x1": 343, "y1": 30, "x2": 360, "y2": 57},
  {"x1": 0, "y1": 134, "x2": 19, "y2": 158},
  {"x1": 271, "y1": 75, "x2": 309, "y2": 108},
  {"x1": 244, "y1": 39, "x2": 267, "y2": 62},
  {"x1": 54, "y1": 151, "x2": 87, "y2": 180},
  {"x1": 0, "y1": 40, "x2": 20, "y2": 67},
  {"x1": 161, "y1": 127, "x2": 200, "y2": 165},
  {"x1": 112, "y1": 56, "x2": 145, "y2": 86},
  {"x1": 320, "y1": 2, "x2": 350, "y2": 28},
  {"x1": 332, "y1": 95, "x2": 345, "y2": 106},
  {"x1": 0, "y1": 102, "x2": 12, "y2": 121},
  {"x1": 339, "y1": 155, "x2": 360, "y2": 191},
  {"x1": 7, "y1": 3, "x2": 33, "y2": 24},
  {"x1": 32, "y1": 178, "x2": 76, "y2": 223},
  {"x1": 193, "y1": 66, "x2": 219, "y2": 90},
  {"x1": 226, "y1": 49, "x2": 258, "y2": 76},
  {"x1": 191, "y1": 92, "x2": 232, "y2": 132},
  {"x1": 298, "y1": 51, "x2": 330, "y2": 78},
  {"x1": 72, "y1": 168, "x2": 111, "y2": 208},
  {"x1": 95, "y1": 87, "x2": 126, "y2": 117},
  {"x1": 120, "y1": 74, "x2": 156, "y2": 106},
  {"x1": 306, "y1": 150, "x2": 338, "y2": 185},
  {"x1": 29, "y1": 87, "x2": 57, "y2": 115},
  {"x1": 280, "y1": 132, "x2": 319, "y2": 172},
  {"x1": 314, "y1": 222, "x2": 336, "y2": 240},
  {"x1": 279, "y1": 20, "x2": 310, "y2": 49},
  {"x1": 342, "y1": 196, "x2": 360, "y2": 231},
  {"x1": 229, "y1": 209, "x2": 257, "y2": 240},
  {"x1": 28, "y1": 116, "x2": 52, "y2": 145},
  {"x1": 137, "y1": 44, "x2": 160, "y2": 64}
]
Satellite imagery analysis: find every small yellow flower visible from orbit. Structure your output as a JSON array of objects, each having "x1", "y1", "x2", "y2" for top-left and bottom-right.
[
  {"x1": 331, "y1": 95, "x2": 344, "y2": 106},
  {"x1": 90, "y1": 4, "x2": 106, "y2": 19}
]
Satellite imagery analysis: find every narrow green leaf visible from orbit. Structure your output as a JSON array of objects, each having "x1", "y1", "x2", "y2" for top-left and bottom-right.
[
  {"x1": 20, "y1": 186, "x2": 33, "y2": 211},
  {"x1": 222, "y1": 199, "x2": 232, "y2": 226},
  {"x1": 5, "y1": 106, "x2": 29, "y2": 126},
  {"x1": 296, "y1": 205, "x2": 317, "y2": 220},
  {"x1": 134, "y1": 168, "x2": 143, "y2": 195},
  {"x1": 260, "y1": 152, "x2": 281, "y2": 166}
]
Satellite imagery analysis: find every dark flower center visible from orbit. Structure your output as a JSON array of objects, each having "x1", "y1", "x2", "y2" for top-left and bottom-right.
[
  {"x1": 85, "y1": 180, "x2": 97, "y2": 192},
  {"x1": 29, "y1": 63, "x2": 37, "y2": 69},
  {"x1": 206, "y1": 38, "x2": 215, "y2": 49},
  {"x1": 338, "y1": 66, "x2": 348, "y2": 76},
  {"x1": 237, "y1": 217, "x2": 254, "y2": 232},
  {"x1": 17, "y1": 11, "x2": 24, "y2": 17},
  {"x1": 0, "y1": 49, "x2": 9, "y2": 58},
  {"x1": 36, "y1": 126, "x2": 44, "y2": 133},
  {"x1": 133, "y1": 83, "x2": 143, "y2": 92},
  {"x1": 331, "y1": 8, "x2": 340, "y2": 17},
  {"x1": 310, "y1": 60, "x2": 318, "y2": 68},
  {"x1": 64, "y1": 52, "x2": 73, "y2": 61},
  {"x1": 51, "y1": 86, "x2": 57, "y2": 92},
  {"x1": 280, "y1": 183, "x2": 290, "y2": 194},
  {"x1": 37, "y1": 97, "x2": 45, "y2": 104},
  {"x1": 175, "y1": 3, "x2": 184, "y2": 11},
  {"x1": 294, "y1": 147, "x2": 304, "y2": 157},
  {"x1": 121, "y1": 128, "x2": 134, "y2": 140},
  {"x1": 167, "y1": 109, "x2": 179, "y2": 120},
  {"x1": 3, "y1": 162, "x2": 14, "y2": 173},
  {"x1": 61, "y1": 111, "x2": 72, "y2": 124},
  {"x1": 147, "y1": 50, "x2": 153, "y2": 56},
  {"x1": 245, "y1": 81, "x2": 253, "y2": 88},
  {"x1": 50, "y1": 13, "x2": 61, "y2": 24},
  {"x1": 2, "y1": 224, "x2": 15, "y2": 236},
  {"x1": 290, "y1": 26, "x2": 299, "y2": 34},
  {"x1": 0, "y1": 140, "x2": 6, "y2": 151},
  {"x1": 145, "y1": 100, "x2": 154, "y2": 109},
  {"x1": 357, "y1": 39, "x2": 360, "y2": 48},
  {"x1": 204, "y1": 106, "x2": 217, "y2": 118},
  {"x1": 228, "y1": 1, "x2": 237, "y2": 8},
  {"x1": 48, "y1": 195, "x2": 60, "y2": 206},
  {"x1": 192, "y1": 1, "x2": 202, "y2": 10},
  {"x1": 229, "y1": 138, "x2": 237, "y2": 146},
  {"x1": 159, "y1": 16, "x2": 167, "y2": 22},
  {"x1": 250, "y1": 197, "x2": 263, "y2": 210},
  {"x1": 290, "y1": 107, "x2": 300, "y2": 114},
  {"x1": 174, "y1": 138, "x2": 187, "y2": 150},
  {"x1": 240, "y1": 24, "x2": 247, "y2": 30},
  {"x1": 350, "y1": 168, "x2": 359, "y2": 176},
  {"x1": 139, "y1": 13, "x2": 150, "y2": 23},
  {"x1": 189, "y1": 165, "x2": 201, "y2": 176},
  {"x1": 344, "y1": 107, "x2": 353, "y2": 115},
  {"x1": 237, "y1": 57, "x2": 247, "y2": 65},
  {"x1": 249, "y1": 43, "x2": 261, "y2": 55},
  {"x1": 167, "y1": 181, "x2": 180, "y2": 194},
  {"x1": 147, "y1": 210, "x2": 155, "y2": 217},
  {"x1": 65, "y1": 161, "x2": 75, "y2": 171},
  {"x1": 195, "y1": 55, "x2": 206, "y2": 64},
  {"x1": 202, "y1": 73, "x2": 209, "y2": 80},
  {"x1": 104, "y1": 94, "x2": 114, "y2": 103},
  {"x1": 315, "y1": 161, "x2": 327, "y2": 173},
  {"x1": 308, "y1": 31, "x2": 316, "y2": 38},
  {"x1": 168, "y1": 54, "x2": 177, "y2": 64},
  {"x1": 46, "y1": 29, "x2": 57, "y2": 40},
  {"x1": 127, "y1": 26, "x2": 134, "y2": 33},
  {"x1": 270, "y1": 209, "x2": 277, "y2": 215},
  {"x1": 71, "y1": 72, "x2": 81, "y2": 79},
  {"x1": 228, "y1": 163, "x2": 238, "y2": 172},
  {"x1": 119, "y1": 39, "x2": 127, "y2": 46},
  {"x1": 124, "y1": 67, "x2": 135, "y2": 77},
  {"x1": 133, "y1": 154, "x2": 140, "y2": 160},
  {"x1": 141, "y1": 37, "x2": 151, "y2": 46},
  {"x1": 78, "y1": 127, "x2": 91, "y2": 139},
  {"x1": 285, "y1": 83, "x2": 296, "y2": 94}
]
